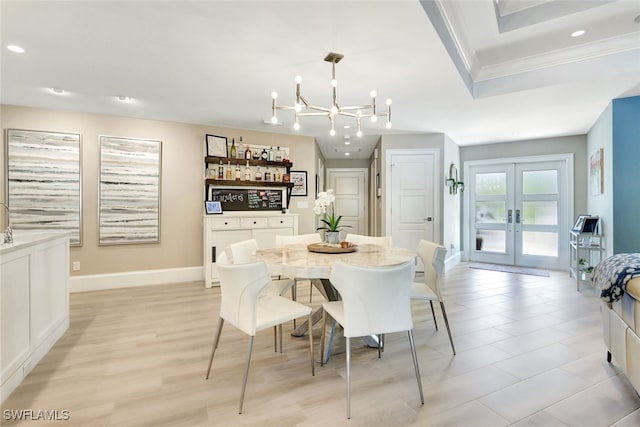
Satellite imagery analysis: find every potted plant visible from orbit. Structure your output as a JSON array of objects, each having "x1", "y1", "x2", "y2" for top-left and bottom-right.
[
  {"x1": 578, "y1": 258, "x2": 594, "y2": 280},
  {"x1": 313, "y1": 189, "x2": 350, "y2": 244}
]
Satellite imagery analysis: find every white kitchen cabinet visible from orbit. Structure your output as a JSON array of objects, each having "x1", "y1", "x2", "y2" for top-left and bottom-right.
[{"x1": 202, "y1": 213, "x2": 298, "y2": 287}]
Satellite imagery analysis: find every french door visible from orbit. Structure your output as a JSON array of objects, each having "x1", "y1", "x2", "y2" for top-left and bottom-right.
[{"x1": 468, "y1": 158, "x2": 569, "y2": 270}]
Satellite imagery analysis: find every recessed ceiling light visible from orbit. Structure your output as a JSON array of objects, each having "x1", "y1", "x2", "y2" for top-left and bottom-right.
[
  {"x1": 345, "y1": 152, "x2": 350, "y2": 156},
  {"x1": 570, "y1": 29, "x2": 587, "y2": 38},
  {"x1": 343, "y1": 125, "x2": 351, "y2": 129},
  {"x1": 7, "y1": 44, "x2": 25, "y2": 53},
  {"x1": 117, "y1": 96, "x2": 132, "y2": 102},
  {"x1": 49, "y1": 87, "x2": 65, "y2": 94},
  {"x1": 344, "y1": 141, "x2": 351, "y2": 145}
]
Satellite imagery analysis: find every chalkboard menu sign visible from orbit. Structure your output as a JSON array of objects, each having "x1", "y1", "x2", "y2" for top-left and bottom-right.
[{"x1": 209, "y1": 188, "x2": 283, "y2": 211}]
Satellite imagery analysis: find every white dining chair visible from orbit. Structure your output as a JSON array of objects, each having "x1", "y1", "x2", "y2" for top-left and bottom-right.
[
  {"x1": 205, "y1": 252, "x2": 314, "y2": 414},
  {"x1": 320, "y1": 260, "x2": 423, "y2": 419},
  {"x1": 344, "y1": 233, "x2": 392, "y2": 247},
  {"x1": 275, "y1": 233, "x2": 322, "y2": 303},
  {"x1": 229, "y1": 238, "x2": 295, "y2": 298},
  {"x1": 412, "y1": 239, "x2": 455, "y2": 355}
]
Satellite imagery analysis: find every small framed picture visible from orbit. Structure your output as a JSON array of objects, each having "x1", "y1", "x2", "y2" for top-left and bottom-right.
[
  {"x1": 206, "y1": 134, "x2": 228, "y2": 157},
  {"x1": 290, "y1": 171, "x2": 307, "y2": 196},
  {"x1": 572, "y1": 215, "x2": 588, "y2": 233},
  {"x1": 581, "y1": 216, "x2": 600, "y2": 234},
  {"x1": 204, "y1": 200, "x2": 223, "y2": 215}
]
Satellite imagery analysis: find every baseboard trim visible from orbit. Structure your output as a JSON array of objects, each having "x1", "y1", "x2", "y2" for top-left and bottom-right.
[
  {"x1": 70, "y1": 266, "x2": 203, "y2": 293},
  {"x1": 445, "y1": 250, "x2": 461, "y2": 272}
]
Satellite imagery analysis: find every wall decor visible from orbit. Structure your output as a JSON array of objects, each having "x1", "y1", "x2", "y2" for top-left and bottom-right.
[
  {"x1": 99, "y1": 135, "x2": 162, "y2": 245},
  {"x1": 590, "y1": 148, "x2": 603, "y2": 196},
  {"x1": 206, "y1": 134, "x2": 228, "y2": 157},
  {"x1": 5, "y1": 129, "x2": 82, "y2": 245},
  {"x1": 290, "y1": 171, "x2": 307, "y2": 196}
]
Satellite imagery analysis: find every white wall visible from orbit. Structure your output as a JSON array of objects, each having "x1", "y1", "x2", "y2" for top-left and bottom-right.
[{"x1": 586, "y1": 103, "x2": 613, "y2": 257}]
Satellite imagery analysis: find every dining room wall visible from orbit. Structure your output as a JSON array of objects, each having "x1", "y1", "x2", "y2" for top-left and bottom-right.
[{"x1": 0, "y1": 104, "x2": 317, "y2": 284}]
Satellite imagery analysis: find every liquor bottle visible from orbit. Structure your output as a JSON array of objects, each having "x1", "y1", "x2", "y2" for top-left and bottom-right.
[
  {"x1": 217, "y1": 160, "x2": 224, "y2": 179},
  {"x1": 275, "y1": 146, "x2": 282, "y2": 162},
  {"x1": 243, "y1": 161, "x2": 251, "y2": 181},
  {"x1": 238, "y1": 136, "x2": 244, "y2": 159},
  {"x1": 268, "y1": 146, "x2": 275, "y2": 162},
  {"x1": 235, "y1": 162, "x2": 241, "y2": 181},
  {"x1": 255, "y1": 165, "x2": 262, "y2": 181},
  {"x1": 264, "y1": 168, "x2": 271, "y2": 182},
  {"x1": 225, "y1": 161, "x2": 232, "y2": 180},
  {"x1": 275, "y1": 168, "x2": 281, "y2": 182},
  {"x1": 261, "y1": 148, "x2": 268, "y2": 161},
  {"x1": 244, "y1": 144, "x2": 252, "y2": 160},
  {"x1": 230, "y1": 138, "x2": 236, "y2": 158}
]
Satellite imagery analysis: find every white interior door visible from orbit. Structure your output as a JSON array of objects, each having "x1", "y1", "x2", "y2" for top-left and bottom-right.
[
  {"x1": 327, "y1": 168, "x2": 367, "y2": 238},
  {"x1": 387, "y1": 150, "x2": 438, "y2": 253},
  {"x1": 469, "y1": 159, "x2": 568, "y2": 269}
]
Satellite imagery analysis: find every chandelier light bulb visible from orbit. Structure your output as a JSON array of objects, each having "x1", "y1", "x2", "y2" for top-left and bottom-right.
[
  {"x1": 386, "y1": 98, "x2": 392, "y2": 106},
  {"x1": 331, "y1": 79, "x2": 337, "y2": 87},
  {"x1": 271, "y1": 116, "x2": 278, "y2": 124},
  {"x1": 294, "y1": 103, "x2": 302, "y2": 113},
  {"x1": 370, "y1": 90, "x2": 377, "y2": 98},
  {"x1": 295, "y1": 75, "x2": 302, "y2": 84},
  {"x1": 386, "y1": 121, "x2": 392, "y2": 129},
  {"x1": 271, "y1": 91, "x2": 278, "y2": 99},
  {"x1": 293, "y1": 122, "x2": 300, "y2": 131},
  {"x1": 371, "y1": 115, "x2": 378, "y2": 123},
  {"x1": 356, "y1": 130, "x2": 362, "y2": 138},
  {"x1": 330, "y1": 128, "x2": 336, "y2": 137}
]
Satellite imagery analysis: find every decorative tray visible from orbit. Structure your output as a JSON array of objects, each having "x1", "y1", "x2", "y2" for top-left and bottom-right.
[{"x1": 307, "y1": 243, "x2": 357, "y2": 254}]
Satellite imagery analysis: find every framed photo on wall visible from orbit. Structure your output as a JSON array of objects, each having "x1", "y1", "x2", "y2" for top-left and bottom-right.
[
  {"x1": 206, "y1": 134, "x2": 228, "y2": 157},
  {"x1": 290, "y1": 171, "x2": 307, "y2": 196}
]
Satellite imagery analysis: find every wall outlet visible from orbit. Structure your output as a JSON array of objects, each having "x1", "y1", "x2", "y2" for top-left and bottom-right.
[{"x1": 72, "y1": 261, "x2": 80, "y2": 271}]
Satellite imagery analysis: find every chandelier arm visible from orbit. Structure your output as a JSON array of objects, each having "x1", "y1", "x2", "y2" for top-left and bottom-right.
[
  {"x1": 339, "y1": 105, "x2": 374, "y2": 111},
  {"x1": 297, "y1": 112, "x2": 330, "y2": 117}
]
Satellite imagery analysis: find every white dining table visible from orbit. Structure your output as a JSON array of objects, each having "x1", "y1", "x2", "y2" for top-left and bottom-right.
[{"x1": 254, "y1": 243, "x2": 416, "y2": 340}]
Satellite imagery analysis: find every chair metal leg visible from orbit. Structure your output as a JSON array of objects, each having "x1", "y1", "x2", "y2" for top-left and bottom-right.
[
  {"x1": 292, "y1": 281, "x2": 297, "y2": 329},
  {"x1": 309, "y1": 281, "x2": 313, "y2": 303},
  {"x1": 308, "y1": 313, "x2": 315, "y2": 376},
  {"x1": 238, "y1": 336, "x2": 255, "y2": 414},
  {"x1": 440, "y1": 301, "x2": 456, "y2": 355},
  {"x1": 407, "y1": 330, "x2": 424, "y2": 405},
  {"x1": 273, "y1": 326, "x2": 277, "y2": 352},
  {"x1": 346, "y1": 336, "x2": 351, "y2": 419},
  {"x1": 278, "y1": 323, "x2": 283, "y2": 353},
  {"x1": 205, "y1": 317, "x2": 224, "y2": 379},
  {"x1": 320, "y1": 309, "x2": 327, "y2": 366},
  {"x1": 429, "y1": 300, "x2": 438, "y2": 330},
  {"x1": 377, "y1": 334, "x2": 383, "y2": 358}
]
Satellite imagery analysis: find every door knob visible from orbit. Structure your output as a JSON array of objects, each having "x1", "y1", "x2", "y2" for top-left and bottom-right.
[{"x1": 425, "y1": 217, "x2": 432, "y2": 222}]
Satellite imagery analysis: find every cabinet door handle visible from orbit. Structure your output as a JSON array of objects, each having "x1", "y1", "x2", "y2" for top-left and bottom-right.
[
  {"x1": 224, "y1": 222, "x2": 228, "y2": 225},
  {"x1": 212, "y1": 246, "x2": 216, "y2": 263}
]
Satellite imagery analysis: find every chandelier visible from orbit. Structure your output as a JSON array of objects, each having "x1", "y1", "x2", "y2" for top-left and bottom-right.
[{"x1": 270, "y1": 52, "x2": 392, "y2": 137}]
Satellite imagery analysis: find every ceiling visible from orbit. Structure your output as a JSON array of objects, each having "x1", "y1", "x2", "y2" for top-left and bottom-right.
[{"x1": 1, "y1": 1, "x2": 639, "y2": 160}]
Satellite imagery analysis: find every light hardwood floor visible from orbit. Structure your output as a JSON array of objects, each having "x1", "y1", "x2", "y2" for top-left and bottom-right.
[{"x1": 3, "y1": 263, "x2": 640, "y2": 426}]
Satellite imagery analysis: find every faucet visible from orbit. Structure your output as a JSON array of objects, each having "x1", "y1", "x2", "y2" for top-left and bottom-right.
[{"x1": 1, "y1": 201, "x2": 12, "y2": 244}]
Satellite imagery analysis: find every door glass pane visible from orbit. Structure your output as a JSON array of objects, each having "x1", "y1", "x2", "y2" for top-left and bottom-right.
[
  {"x1": 475, "y1": 202, "x2": 506, "y2": 223},
  {"x1": 476, "y1": 173, "x2": 506, "y2": 196},
  {"x1": 522, "y1": 170, "x2": 558, "y2": 194},
  {"x1": 476, "y1": 230, "x2": 506, "y2": 253},
  {"x1": 522, "y1": 201, "x2": 558, "y2": 225},
  {"x1": 522, "y1": 231, "x2": 558, "y2": 256}
]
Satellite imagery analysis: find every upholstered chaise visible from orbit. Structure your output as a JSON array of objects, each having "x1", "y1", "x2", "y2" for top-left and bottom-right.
[{"x1": 595, "y1": 254, "x2": 640, "y2": 394}]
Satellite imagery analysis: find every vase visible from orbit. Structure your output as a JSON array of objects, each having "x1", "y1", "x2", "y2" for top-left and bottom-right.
[{"x1": 325, "y1": 231, "x2": 340, "y2": 244}]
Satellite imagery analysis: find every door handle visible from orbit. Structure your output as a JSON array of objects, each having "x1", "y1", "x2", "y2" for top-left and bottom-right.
[
  {"x1": 515, "y1": 209, "x2": 521, "y2": 224},
  {"x1": 507, "y1": 209, "x2": 513, "y2": 224},
  {"x1": 425, "y1": 217, "x2": 432, "y2": 222}
]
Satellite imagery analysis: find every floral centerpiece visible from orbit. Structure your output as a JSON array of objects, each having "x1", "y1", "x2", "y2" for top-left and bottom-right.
[{"x1": 313, "y1": 189, "x2": 349, "y2": 244}]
